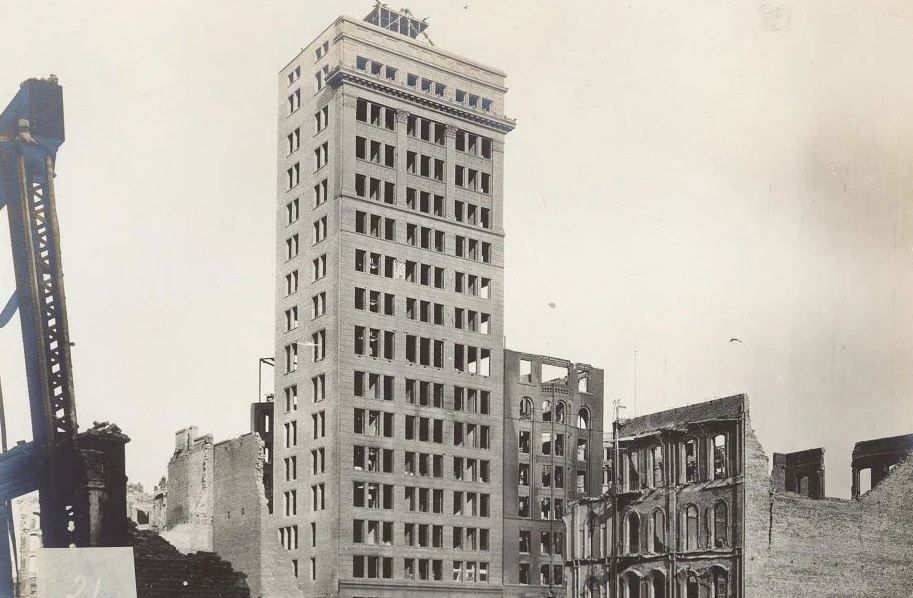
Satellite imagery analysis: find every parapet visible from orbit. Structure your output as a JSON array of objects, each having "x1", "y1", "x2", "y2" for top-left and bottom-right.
[
  {"x1": 851, "y1": 433, "x2": 913, "y2": 498},
  {"x1": 772, "y1": 448, "x2": 825, "y2": 498}
]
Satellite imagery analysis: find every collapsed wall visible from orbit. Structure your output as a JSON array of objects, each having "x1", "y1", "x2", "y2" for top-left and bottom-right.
[
  {"x1": 744, "y1": 424, "x2": 913, "y2": 597},
  {"x1": 163, "y1": 427, "x2": 214, "y2": 552},
  {"x1": 161, "y1": 427, "x2": 301, "y2": 598}
]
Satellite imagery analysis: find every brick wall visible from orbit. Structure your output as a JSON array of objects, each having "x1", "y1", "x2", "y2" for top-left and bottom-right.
[
  {"x1": 166, "y1": 432, "x2": 214, "y2": 529},
  {"x1": 131, "y1": 525, "x2": 250, "y2": 598},
  {"x1": 213, "y1": 434, "x2": 266, "y2": 597},
  {"x1": 745, "y1": 430, "x2": 913, "y2": 596}
]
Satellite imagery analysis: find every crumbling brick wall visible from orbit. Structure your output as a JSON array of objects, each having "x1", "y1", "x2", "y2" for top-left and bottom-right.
[
  {"x1": 165, "y1": 430, "x2": 214, "y2": 528},
  {"x1": 213, "y1": 435, "x2": 264, "y2": 596},
  {"x1": 131, "y1": 524, "x2": 250, "y2": 598},
  {"x1": 161, "y1": 428, "x2": 301, "y2": 598},
  {"x1": 745, "y1": 431, "x2": 913, "y2": 597}
]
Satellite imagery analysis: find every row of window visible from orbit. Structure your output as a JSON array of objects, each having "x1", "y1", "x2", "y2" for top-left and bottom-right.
[
  {"x1": 285, "y1": 142, "x2": 329, "y2": 189},
  {"x1": 352, "y1": 555, "x2": 491, "y2": 583},
  {"x1": 354, "y1": 207, "x2": 494, "y2": 260},
  {"x1": 518, "y1": 530, "x2": 565, "y2": 555},
  {"x1": 280, "y1": 410, "x2": 326, "y2": 448},
  {"x1": 355, "y1": 56, "x2": 398, "y2": 83},
  {"x1": 283, "y1": 321, "x2": 490, "y2": 377},
  {"x1": 406, "y1": 72, "x2": 446, "y2": 98},
  {"x1": 356, "y1": 135, "x2": 396, "y2": 168},
  {"x1": 355, "y1": 173, "x2": 396, "y2": 203},
  {"x1": 352, "y1": 409, "x2": 493, "y2": 448},
  {"x1": 623, "y1": 501, "x2": 729, "y2": 555},
  {"x1": 353, "y1": 371, "x2": 491, "y2": 414},
  {"x1": 614, "y1": 434, "x2": 731, "y2": 492},
  {"x1": 518, "y1": 496, "x2": 565, "y2": 520},
  {"x1": 282, "y1": 330, "x2": 326, "y2": 373},
  {"x1": 375, "y1": 219, "x2": 485, "y2": 265},
  {"x1": 354, "y1": 327, "x2": 495, "y2": 376},
  {"x1": 285, "y1": 107, "x2": 329, "y2": 156},
  {"x1": 454, "y1": 165, "x2": 491, "y2": 194},
  {"x1": 278, "y1": 521, "x2": 316, "y2": 552},
  {"x1": 351, "y1": 55, "x2": 495, "y2": 114},
  {"x1": 518, "y1": 563, "x2": 564, "y2": 587},
  {"x1": 354, "y1": 325, "x2": 396, "y2": 360},
  {"x1": 280, "y1": 374, "x2": 326, "y2": 412},
  {"x1": 356, "y1": 97, "x2": 396, "y2": 131},
  {"x1": 353, "y1": 520, "x2": 490, "y2": 552},
  {"x1": 520, "y1": 397, "x2": 592, "y2": 428},
  {"x1": 282, "y1": 379, "x2": 494, "y2": 421},
  {"x1": 356, "y1": 97, "x2": 494, "y2": 160},
  {"x1": 352, "y1": 248, "x2": 493, "y2": 297},
  {"x1": 455, "y1": 89, "x2": 493, "y2": 113},
  {"x1": 519, "y1": 463, "x2": 586, "y2": 491},
  {"x1": 285, "y1": 180, "x2": 328, "y2": 225},
  {"x1": 352, "y1": 482, "x2": 492, "y2": 517},
  {"x1": 354, "y1": 249, "x2": 440, "y2": 286},
  {"x1": 518, "y1": 430, "x2": 591, "y2": 461},
  {"x1": 406, "y1": 150, "x2": 445, "y2": 181},
  {"x1": 355, "y1": 287, "x2": 492, "y2": 334},
  {"x1": 620, "y1": 568, "x2": 729, "y2": 598}
]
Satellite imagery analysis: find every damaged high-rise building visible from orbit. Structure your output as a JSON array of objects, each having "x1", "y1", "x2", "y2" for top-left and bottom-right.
[
  {"x1": 272, "y1": 5, "x2": 605, "y2": 597},
  {"x1": 563, "y1": 394, "x2": 913, "y2": 598}
]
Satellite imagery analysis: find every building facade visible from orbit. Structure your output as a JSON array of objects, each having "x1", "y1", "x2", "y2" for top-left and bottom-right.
[
  {"x1": 273, "y1": 6, "x2": 514, "y2": 597},
  {"x1": 564, "y1": 395, "x2": 913, "y2": 598},
  {"x1": 502, "y1": 350, "x2": 605, "y2": 597}
]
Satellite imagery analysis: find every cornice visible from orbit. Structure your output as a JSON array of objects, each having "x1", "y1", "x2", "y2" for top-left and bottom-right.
[{"x1": 328, "y1": 67, "x2": 517, "y2": 135}]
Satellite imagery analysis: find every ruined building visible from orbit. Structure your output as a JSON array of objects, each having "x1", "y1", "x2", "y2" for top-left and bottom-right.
[
  {"x1": 158, "y1": 425, "x2": 300, "y2": 598},
  {"x1": 502, "y1": 351, "x2": 605, "y2": 596},
  {"x1": 563, "y1": 394, "x2": 913, "y2": 598},
  {"x1": 272, "y1": 5, "x2": 606, "y2": 597}
]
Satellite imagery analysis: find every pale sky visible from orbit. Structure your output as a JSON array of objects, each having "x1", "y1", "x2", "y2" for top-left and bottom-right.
[{"x1": 1, "y1": 1, "x2": 911, "y2": 499}]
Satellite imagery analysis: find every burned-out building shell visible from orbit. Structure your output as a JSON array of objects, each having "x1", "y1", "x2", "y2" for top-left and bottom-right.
[{"x1": 565, "y1": 394, "x2": 913, "y2": 598}]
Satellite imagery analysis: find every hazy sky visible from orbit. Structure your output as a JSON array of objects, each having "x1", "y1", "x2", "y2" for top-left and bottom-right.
[{"x1": 1, "y1": 1, "x2": 911, "y2": 499}]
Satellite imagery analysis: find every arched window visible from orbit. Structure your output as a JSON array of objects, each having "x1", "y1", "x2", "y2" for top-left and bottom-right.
[
  {"x1": 555, "y1": 401, "x2": 567, "y2": 423},
  {"x1": 713, "y1": 434, "x2": 727, "y2": 479},
  {"x1": 519, "y1": 397, "x2": 533, "y2": 419},
  {"x1": 623, "y1": 571, "x2": 641, "y2": 598},
  {"x1": 651, "y1": 571, "x2": 666, "y2": 598},
  {"x1": 713, "y1": 501, "x2": 728, "y2": 548},
  {"x1": 626, "y1": 511, "x2": 640, "y2": 554},
  {"x1": 685, "y1": 576, "x2": 699, "y2": 598},
  {"x1": 713, "y1": 569, "x2": 729, "y2": 598},
  {"x1": 711, "y1": 568, "x2": 729, "y2": 598},
  {"x1": 683, "y1": 505, "x2": 699, "y2": 551},
  {"x1": 577, "y1": 407, "x2": 590, "y2": 429},
  {"x1": 541, "y1": 399, "x2": 552, "y2": 422},
  {"x1": 652, "y1": 509, "x2": 666, "y2": 553}
]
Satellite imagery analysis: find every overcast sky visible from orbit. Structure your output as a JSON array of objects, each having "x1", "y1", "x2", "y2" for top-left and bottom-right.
[{"x1": 1, "y1": 0, "x2": 911, "y2": 498}]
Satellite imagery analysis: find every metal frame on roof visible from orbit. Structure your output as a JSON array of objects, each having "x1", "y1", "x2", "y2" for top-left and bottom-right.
[{"x1": 364, "y1": 2, "x2": 434, "y2": 45}]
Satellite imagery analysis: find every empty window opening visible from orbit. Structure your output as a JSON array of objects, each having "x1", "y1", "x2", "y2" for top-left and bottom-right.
[
  {"x1": 541, "y1": 362, "x2": 570, "y2": 384},
  {"x1": 713, "y1": 501, "x2": 728, "y2": 547},
  {"x1": 626, "y1": 512, "x2": 640, "y2": 554},
  {"x1": 713, "y1": 434, "x2": 728, "y2": 479},
  {"x1": 859, "y1": 468, "x2": 872, "y2": 495},
  {"x1": 652, "y1": 509, "x2": 666, "y2": 552},
  {"x1": 684, "y1": 504, "x2": 699, "y2": 551}
]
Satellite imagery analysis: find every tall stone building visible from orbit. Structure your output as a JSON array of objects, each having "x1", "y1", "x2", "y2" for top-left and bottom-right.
[{"x1": 273, "y1": 5, "x2": 514, "y2": 597}]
